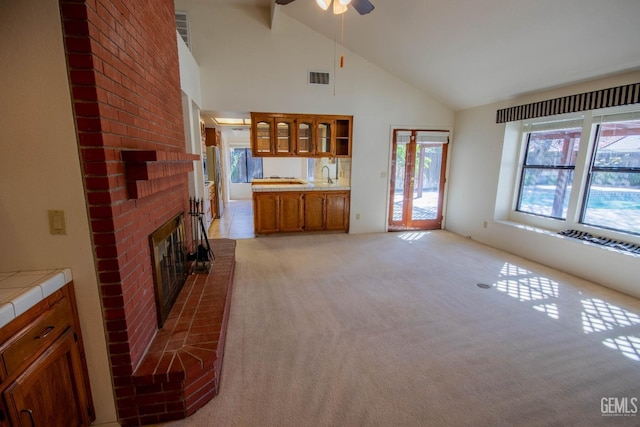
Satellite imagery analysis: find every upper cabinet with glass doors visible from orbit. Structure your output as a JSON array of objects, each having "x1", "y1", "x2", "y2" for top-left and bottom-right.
[
  {"x1": 314, "y1": 118, "x2": 334, "y2": 156},
  {"x1": 250, "y1": 112, "x2": 352, "y2": 158},
  {"x1": 296, "y1": 116, "x2": 314, "y2": 156},
  {"x1": 275, "y1": 117, "x2": 295, "y2": 155},
  {"x1": 252, "y1": 114, "x2": 274, "y2": 155}
]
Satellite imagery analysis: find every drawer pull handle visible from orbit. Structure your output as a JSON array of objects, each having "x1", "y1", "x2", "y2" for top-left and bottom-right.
[
  {"x1": 35, "y1": 326, "x2": 55, "y2": 339},
  {"x1": 20, "y1": 409, "x2": 35, "y2": 426}
]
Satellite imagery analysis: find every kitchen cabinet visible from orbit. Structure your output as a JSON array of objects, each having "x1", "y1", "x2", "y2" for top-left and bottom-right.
[
  {"x1": 250, "y1": 114, "x2": 296, "y2": 157},
  {"x1": 334, "y1": 117, "x2": 352, "y2": 157},
  {"x1": 205, "y1": 128, "x2": 221, "y2": 147},
  {"x1": 254, "y1": 193, "x2": 304, "y2": 233},
  {"x1": 208, "y1": 184, "x2": 215, "y2": 222},
  {"x1": 252, "y1": 114, "x2": 274, "y2": 155},
  {"x1": 303, "y1": 192, "x2": 325, "y2": 231},
  {"x1": 253, "y1": 191, "x2": 350, "y2": 234},
  {"x1": 250, "y1": 112, "x2": 352, "y2": 158},
  {"x1": 304, "y1": 192, "x2": 350, "y2": 231},
  {"x1": 279, "y1": 193, "x2": 304, "y2": 232},
  {"x1": 314, "y1": 118, "x2": 334, "y2": 157},
  {"x1": 275, "y1": 117, "x2": 295, "y2": 156},
  {"x1": 3, "y1": 329, "x2": 89, "y2": 427},
  {"x1": 296, "y1": 116, "x2": 314, "y2": 156},
  {"x1": 0, "y1": 284, "x2": 94, "y2": 427},
  {"x1": 254, "y1": 193, "x2": 280, "y2": 234},
  {"x1": 313, "y1": 116, "x2": 352, "y2": 157},
  {"x1": 326, "y1": 191, "x2": 350, "y2": 230}
]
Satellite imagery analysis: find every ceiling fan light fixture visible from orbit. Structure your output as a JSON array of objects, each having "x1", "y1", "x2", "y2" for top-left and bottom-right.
[
  {"x1": 339, "y1": 0, "x2": 351, "y2": 5},
  {"x1": 333, "y1": 0, "x2": 348, "y2": 14},
  {"x1": 316, "y1": 0, "x2": 330, "y2": 10}
]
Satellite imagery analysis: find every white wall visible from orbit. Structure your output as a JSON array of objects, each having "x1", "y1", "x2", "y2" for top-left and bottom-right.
[
  {"x1": 0, "y1": 0, "x2": 117, "y2": 425},
  {"x1": 178, "y1": 33, "x2": 207, "y2": 202},
  {"x1": 174, "y1": 1, "x2": 455, "y2": 232},
  {"x1": 449, "y1": 70, "x2": 640, "y2": 298}
]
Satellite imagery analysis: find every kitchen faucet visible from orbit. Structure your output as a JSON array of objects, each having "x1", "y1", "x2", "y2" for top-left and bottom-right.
[{"x1": 321, "y1": 166, "x2": 333, "y2": 184}]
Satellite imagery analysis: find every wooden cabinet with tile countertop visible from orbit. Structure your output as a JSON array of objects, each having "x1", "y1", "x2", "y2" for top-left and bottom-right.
[
  {"x1": 253, "y1": 186, "x2": 350, "y2": 235},
  {"x1": 0, "y1": 270, "x2": 94, "y2": 426}
]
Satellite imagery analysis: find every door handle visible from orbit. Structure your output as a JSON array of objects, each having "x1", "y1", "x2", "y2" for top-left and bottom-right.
[
  {"x1": 35, "y1": 326, "x2": 55, "y2": 340},
  {"x1": 21, "y1": 409, "x2": 35, "y2": 427}
]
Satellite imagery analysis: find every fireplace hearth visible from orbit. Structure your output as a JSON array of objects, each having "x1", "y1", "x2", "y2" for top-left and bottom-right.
[{"x1": 149, "y1": 213, "x2": 188, "y2": 327}]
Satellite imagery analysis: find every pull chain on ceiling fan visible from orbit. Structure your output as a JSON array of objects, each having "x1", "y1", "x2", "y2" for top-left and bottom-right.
[{"x1": 275, "y1": 0, "x2": 374, "y2": 16}]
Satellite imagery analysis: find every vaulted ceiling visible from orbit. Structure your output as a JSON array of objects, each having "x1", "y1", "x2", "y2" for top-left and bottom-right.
[{"x1": 261, "y1": 0, "x2": 640, "y2": 111}]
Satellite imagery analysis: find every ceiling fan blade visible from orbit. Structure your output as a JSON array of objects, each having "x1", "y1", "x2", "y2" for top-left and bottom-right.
[
  {"x1": 275, "y1": 0, "x2": 296, "y2": 5},
  {"x1": 350, "y1": 0, "x2": 374, "y2": 15}
]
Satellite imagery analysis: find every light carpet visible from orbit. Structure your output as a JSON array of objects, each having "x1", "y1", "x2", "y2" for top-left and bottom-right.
[{"x1": 155, "y1": 231, "x2": 640, "y2": 426}]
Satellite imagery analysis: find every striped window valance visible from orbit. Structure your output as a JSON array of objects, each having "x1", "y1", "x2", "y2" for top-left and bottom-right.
[{"x1": 496, "y1": 82, "x2": 640, "y2": 124}]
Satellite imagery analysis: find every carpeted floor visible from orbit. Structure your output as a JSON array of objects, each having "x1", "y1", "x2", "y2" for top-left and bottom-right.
[{"x1": 154, "y1": 231, "x2": 640, "y2": 426}]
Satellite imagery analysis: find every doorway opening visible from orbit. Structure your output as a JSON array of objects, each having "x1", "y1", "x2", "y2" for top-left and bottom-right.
[{"x1": 388, "y1": 129, "x2": 449, "y2": 231}]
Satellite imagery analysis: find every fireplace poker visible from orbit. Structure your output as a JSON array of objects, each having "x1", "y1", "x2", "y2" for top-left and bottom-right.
[{"x1": 189, "y1": 197, "x2": 198, "y2": 260}]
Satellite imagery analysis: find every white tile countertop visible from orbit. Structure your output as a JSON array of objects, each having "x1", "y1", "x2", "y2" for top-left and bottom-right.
[
  {"x1": 251, "y1": 178, "x2": 350, "y2": 192},
  {"x1": 0, "y1": 269, "x2": 72, "y2": 328}
]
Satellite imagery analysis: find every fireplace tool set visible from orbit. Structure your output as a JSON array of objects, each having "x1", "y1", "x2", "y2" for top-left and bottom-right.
[{"x1": 189, "y1": 197, "x2": 214, "y2": 273}]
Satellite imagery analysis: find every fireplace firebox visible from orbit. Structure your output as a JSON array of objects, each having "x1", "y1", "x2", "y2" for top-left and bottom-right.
[{"x1": 149, "y1": 213, "x2": 188, "y2": 327}]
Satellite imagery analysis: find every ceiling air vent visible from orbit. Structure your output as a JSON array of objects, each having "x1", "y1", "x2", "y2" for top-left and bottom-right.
[
  {"x1": 175, "y1": 12, "x2": 190, "y2": 49},
  {"x1": 308, "y1": 70, "x2": 330, "y2": 85}
]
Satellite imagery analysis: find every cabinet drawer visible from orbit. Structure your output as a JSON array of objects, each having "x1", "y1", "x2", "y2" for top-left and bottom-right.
[{"x1": 1, "y1": 296, "x2": 72, "y2": 376}]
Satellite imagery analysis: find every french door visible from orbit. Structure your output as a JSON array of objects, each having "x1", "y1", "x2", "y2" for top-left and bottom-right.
[{"x1": 388, "y1": 129, "x2": 449, "y2": 231}]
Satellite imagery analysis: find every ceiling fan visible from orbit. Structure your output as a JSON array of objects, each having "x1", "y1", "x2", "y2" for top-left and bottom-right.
[{"x1": 275, "y1": 0, "x2": 375, "y2": 15}]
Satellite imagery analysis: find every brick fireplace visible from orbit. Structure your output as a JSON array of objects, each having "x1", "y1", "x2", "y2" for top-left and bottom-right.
[{"x1": 57, "y1": 1, "x2": 234, "y2": 425}]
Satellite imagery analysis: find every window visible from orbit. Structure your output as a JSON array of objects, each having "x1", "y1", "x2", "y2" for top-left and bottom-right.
[
  {"x1": 516, "y1": 122, "x2": 582, "y2": 219},
  {"x1": 230, "y1": 148, "x2": 262, "y2": 183},
  {"x1": 512, "y1": 109, "x2": 640, "y2": 237},
  {"x1": 582, "y1": 117, "x2": 640, "y2": 234}
]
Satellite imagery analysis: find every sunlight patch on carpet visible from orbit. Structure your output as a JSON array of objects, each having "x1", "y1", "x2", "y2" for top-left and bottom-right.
[
  {"x1": 533, "y1": 303, "x2": 559, "y2": 319},
  {"x1": 581, "y1": 299, "x2": 640, "y2": 334},
  {"x1": 603, "y1": 336, "x2": 640, "y2": 362},
  {"x1": 396, "y1": 231, "x2": 430, "y2": 241}
]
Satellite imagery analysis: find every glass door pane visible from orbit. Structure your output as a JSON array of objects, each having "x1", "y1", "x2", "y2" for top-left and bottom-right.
[
  {"x1": 255, "y1": 120, "x2": 272, "y2": 154},
  {"x1": 392, "y1": 131, "x2": 410, "y2": 222},
  {"x1": 410, "y1": 143, "x2": 442, "y2": 222},
  {"x1": 297, "y1": 120, "x2": 312, "y2": 155},
  {"x1": 316, "y1": 121, "x2": 332, "y2": 155},
  {"x1": 276, "y1": 120, "x2": 292, "y2": 154}
]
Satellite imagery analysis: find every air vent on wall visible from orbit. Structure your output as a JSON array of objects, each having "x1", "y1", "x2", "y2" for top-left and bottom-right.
[
  {"x1": 175, "y1": 12, "x2": 190, "y2": 49},
  {"x1": 308, "y1": 70, "x2": 330, "y2": 85}
]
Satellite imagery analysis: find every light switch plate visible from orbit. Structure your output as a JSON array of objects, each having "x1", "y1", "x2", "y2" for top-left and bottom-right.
[{"x1": 48, "y1": 210, "x2": 66, "y2": 235}]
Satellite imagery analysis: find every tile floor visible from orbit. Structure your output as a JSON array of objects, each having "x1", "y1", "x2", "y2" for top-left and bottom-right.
[{"x1": 208, "y1": 200, "x2": 255, "y2": 239}]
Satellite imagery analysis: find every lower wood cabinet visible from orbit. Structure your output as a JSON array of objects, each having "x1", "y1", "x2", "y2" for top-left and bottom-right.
[
  {"x1": 0, "y1": 284, "x2": 94, "y2": 427},
  {"x1": 254, "y1": 193, "x2": 280, "y2": 234},
  {"x1": 3, "y1": 329, "x2": 90, "y2": 427},
  {"x1": 325, "y1": 192, "x2": 350, "y2": 231},
  {"x1": 254, "y1": 191, "x2": 350, "y2": 235},
  {"x1": 279, "y1": 193, "x2": 304, "y2": 232},
  {"x1": 303, "y1": 193, "x2": 325, "y2": 231}
]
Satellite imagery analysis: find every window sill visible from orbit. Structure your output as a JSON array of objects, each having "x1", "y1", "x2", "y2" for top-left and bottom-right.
[{"x1": 494, "y1": 219, "x2": 640, "y2": 259}]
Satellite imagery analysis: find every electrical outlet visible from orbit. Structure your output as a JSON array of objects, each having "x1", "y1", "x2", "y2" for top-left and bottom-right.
[
  {"x1": 483, "y1": 221, "x2": 488, "y2": 228},
  {"x1": 356, "y1": 213, "x2": 361, "y2": 220}
]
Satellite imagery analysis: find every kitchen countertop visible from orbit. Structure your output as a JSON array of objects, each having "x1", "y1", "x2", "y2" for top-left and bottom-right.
[
  {"x1": 252, "y1": 178, "x2": 350, "y2": 192},
  {"x1": 0, "y1": 269, "x2": 72, "y2": 328}
]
